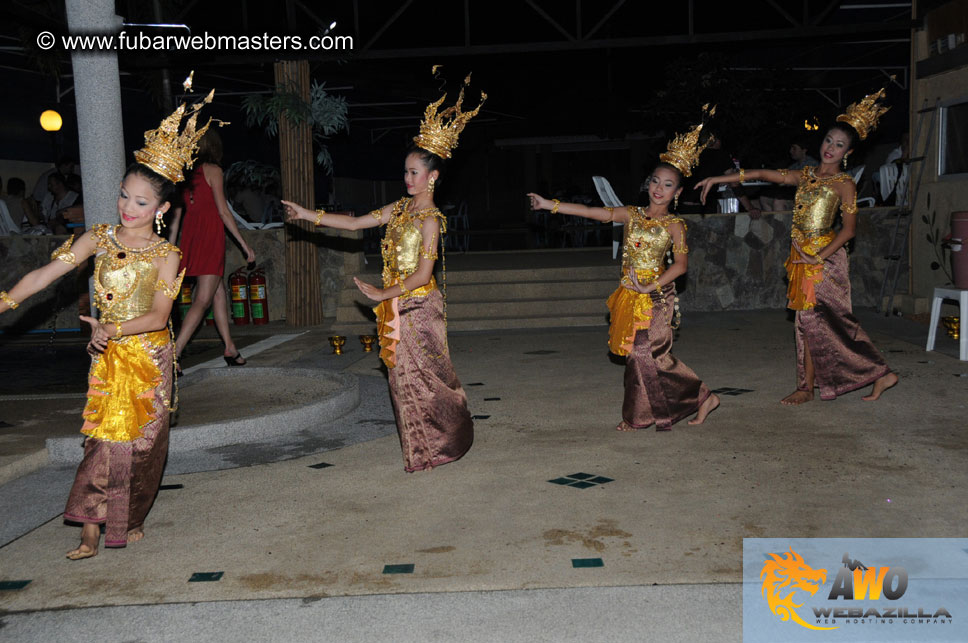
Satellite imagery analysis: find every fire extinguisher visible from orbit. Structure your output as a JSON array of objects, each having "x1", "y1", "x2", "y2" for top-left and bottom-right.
[
  {"x1": 229, "y1": 268, "x2": 250, "y2": 325},
  {"x1": 249, "y1": 267, "x2": 268, "y2": 325},
  {"x1": 178, "y1": 283, "x2": 193, "y2": 320}
]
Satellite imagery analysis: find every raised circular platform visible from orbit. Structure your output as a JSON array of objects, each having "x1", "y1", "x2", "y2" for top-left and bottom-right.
[{"x1": 45, "y1": 367, "x2": 360, "y2": 465}]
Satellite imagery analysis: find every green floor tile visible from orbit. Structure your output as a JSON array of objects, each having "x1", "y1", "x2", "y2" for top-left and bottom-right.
[
  {"x1": 588, "y1": 476, "x2": 613, "y2": 484},
  {"x1": 572, "y1": 558, "x2": 604, "y2": 568},
  {"x1": 566, "y1": 473, "x2": 594, "y2": 480},
  {"x1": 308, "y1": 462, "x2": 333, "y2": 469},
  {"x1": 382, "y1": 564, "x2": 414, "y2": 574},
  {"x1": 188, "y1": 572, "x2": 224, "y2": 582},
  {"x1": 548, "y1": 477, "x2": 574, "y2": 485},
  {"x1": 568, "y1": 481, "x2": 596, "y2": 489}
]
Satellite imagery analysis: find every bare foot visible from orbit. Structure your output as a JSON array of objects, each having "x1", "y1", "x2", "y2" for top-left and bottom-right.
[
  {"x1": 781, "y1": 389, "x2": 814, "y2": 405},
  {"x1": 66, "y1": 523, "x2": 100, "y2": 560},
  {"x1": 616, "y1": 420, "x2": 637, "y2": 432},
  {"x1": 688, "y1": 393, "x2": 720, "y2": 425},
  {"x1": 127, "y1": 528, "x2": 145, "y2": 543},
  {"x1": 862, "y1": 372, "x2": 898, "y2": 401}
]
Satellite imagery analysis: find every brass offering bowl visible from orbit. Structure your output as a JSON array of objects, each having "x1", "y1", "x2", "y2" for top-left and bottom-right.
[
  {"x1": 359, "y1": 335, "x2": 378, "y2": 352},
  {"x1": 328, "y1": 335, "x2": 347, "y2": 355},
  {"x1": 942, "y1": 316, "x2": 960, "y2": 340}
]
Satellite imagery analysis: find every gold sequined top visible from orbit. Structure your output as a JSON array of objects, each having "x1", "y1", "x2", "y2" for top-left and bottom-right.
[
  {"x1": 793, "y1": 167, "x2": 857, "y2": 241},
  {"x1": 90, "y1": 224, "x2": 181, "y2": 324},
  {"x1": 620, "y1": 207, "x2": 688, "y2": 286},
  {"x1": 380, "y1": 198, "x2": 444, "y2": 296}
]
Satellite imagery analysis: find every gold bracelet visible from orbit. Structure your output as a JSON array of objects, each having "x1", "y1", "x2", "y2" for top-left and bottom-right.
[
  {"x1": 551, "y1": 199, "x2": 561, "y2": 215},
  {"x1": 399, "y1": 281, "x2": 411, "y2": 298},
  {"x1": 314, "y1": 209, "x2": 326, "y2": 226},
  {"x1": 0, "y1": 290, "x2": 19, "y2": 309},
  {"x1": 738, "y1": 168, "x2": 746, "y2": 183},
  {"x1": 114, "y1": 322, "x2": 123, "y2": 339}
]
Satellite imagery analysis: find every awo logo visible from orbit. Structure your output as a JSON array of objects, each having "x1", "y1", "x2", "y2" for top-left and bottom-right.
[{"x1": 760, "y1": 548, "x2": 953, "y2": 631}]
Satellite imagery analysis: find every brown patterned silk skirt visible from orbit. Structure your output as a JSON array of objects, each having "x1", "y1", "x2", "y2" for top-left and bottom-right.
[
  {"x1": 621, "y1": 286, "x2": 710, "y2": 430},
  {"x1": 388, "y1": 289, "x2": 474, "y2": 472},
  {"x1": 793, "y1": 247, "x2": 891, "y2": 400},
  {"x1": 63, "y1": 340, "x2": 173, "y2": 548}
]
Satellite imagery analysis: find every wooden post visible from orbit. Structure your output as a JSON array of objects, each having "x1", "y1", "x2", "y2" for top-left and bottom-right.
[{"x1": 275, "y1": 59, "x2": 324, "y2": 326}]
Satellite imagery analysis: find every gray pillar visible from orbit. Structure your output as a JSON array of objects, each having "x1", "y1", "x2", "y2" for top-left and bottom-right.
[{"x1": 65, "y1": 0, "x2": 125, "y2": 230}]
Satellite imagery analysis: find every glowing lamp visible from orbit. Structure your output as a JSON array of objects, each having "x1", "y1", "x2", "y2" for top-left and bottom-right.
[{"x1": 40, "y1": 110, "x2": 63, "y2": 132}]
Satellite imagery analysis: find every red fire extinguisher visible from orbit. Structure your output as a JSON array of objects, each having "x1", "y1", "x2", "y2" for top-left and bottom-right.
[
  {"x1": 229, "y1": 268, "x2": 250, "y2": 325},
  {"x1": 249, "y1": 267, "x2": 268, "y2": 325}
]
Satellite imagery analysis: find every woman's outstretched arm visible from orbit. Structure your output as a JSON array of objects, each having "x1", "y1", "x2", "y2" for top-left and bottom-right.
[
  {"x1": 0, "y1": 231, "x2": 96, "y2": 313},
  {"x1": 527, "y1": 193, "x2": 629, "y2": 224},
  {"x1": 694, "y1": 169, "x2": 799, "y2": 205},
  {"x1": 283, "y1": 200, "x2": 393, "y2": 231}
]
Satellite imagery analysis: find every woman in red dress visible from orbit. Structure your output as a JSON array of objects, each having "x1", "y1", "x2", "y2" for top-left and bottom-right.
[{"x1": 169, "y1": 130, "x2": 255, "y2": 368}]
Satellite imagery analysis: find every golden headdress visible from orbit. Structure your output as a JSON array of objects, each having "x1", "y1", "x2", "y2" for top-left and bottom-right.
[
  {"x1": 659, "y1": 104, "x2": 716, "y2": 177},
  {"x1": 134, "y1": 71, "x2": 226, "y2": 183},
  {"x1": 413, "y1": 66, "x2": 487, "y2": 159},
  {"x1": 836, "y1": 79, "x2": 891, "y2": 140}
]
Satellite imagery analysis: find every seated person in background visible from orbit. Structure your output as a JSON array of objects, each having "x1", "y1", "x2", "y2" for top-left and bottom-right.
[
  {"x1": 30, "y1": 156, "x2": 77, "y2": 224},
  {"x1": 757, "y1": 137, "x2": 818, "y2": 213},
  {"x1": 42, "y1": 173, "x2": 78, "y2": 234},
  {"x1": 3, "y1": 177, "x2": 38, "y2": 229},
  {"x1": 681, "y1": 132, "x2": 761, "y2": 218},
  {"x1": 52, "y1": 173, "x2": 85, "y2": 233}
]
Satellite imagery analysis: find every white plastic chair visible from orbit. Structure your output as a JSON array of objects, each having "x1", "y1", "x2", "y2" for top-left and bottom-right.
[
  {"x1": 850, "y1": 165, "x2": 875, "y2": 208},
  {"x1": 0, "y1": 200, "x2": 20, "y2": 235},
  {"x1": 592, "y1": 176, "x2": 624, "y2": 259}
]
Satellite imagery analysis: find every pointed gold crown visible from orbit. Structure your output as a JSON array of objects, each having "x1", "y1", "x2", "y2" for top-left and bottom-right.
[
  {"x1": 836, "y1": 79, "x2": 891, "y2": 140},
  {"x1": 659, "y1": 104, "x2": 716, "y2": 177},
  {"x1": 134, "y1": 72, "x2": 227, "y2": 183},
  {"x1": 413, "y1": 67, "x2": 487, "y2": 159}
]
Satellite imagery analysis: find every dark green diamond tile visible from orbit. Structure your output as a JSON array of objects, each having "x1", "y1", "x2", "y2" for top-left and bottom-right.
[
  {"x1": 568, "y1": 481, "x2": 596, "y2": 489},
  {"x1": 382, "y1": 564, "x2": 414, "y2": 574},
  {"x1": 572, "y1": 558, "x2": 604, "y2": 568},
  {"x1": 588, "y1": 476, "x2": 613, "y2": 484},
  {"x1": 0, "y1": 580, "x2": 31, "y2": 590},
  {"x1": 548, "y1": 477, "x2": 574, "y2": 485},
  {"x1": 484, "y1": 397, "x2": 501, "y2": 401},
  {"x1": 159, "y1": 484, "x2": 184, "y2": 490},
  {"x1": 308, "y1": 462, "x2": 333, "y2": 469},
  {"x1": 566, "y1": 473, "x2": 595, "y2": 480},
  {"x1": 466, "y1": 382, "x2": 484, "y2": 386},
  {"x1": 472, "y1": 415, "x2": 490, "y2": 420},
  {"x1": 188, "y1": 572, "x2": 223, "y2": 582}
]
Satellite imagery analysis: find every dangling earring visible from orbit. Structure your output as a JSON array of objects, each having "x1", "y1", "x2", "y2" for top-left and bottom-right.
[
  {"x1": 673, "y1": 194, "x2": 679, "y2": 210},
  {"x1": 842, "y1": 156, "x2": 848, "y2": 170},
  {"x1": 427, "y1": 176, "x2": 436, "y2": 195},
  {"x1": 155, "y1": 210, "x2": 165, "y2": 235}
]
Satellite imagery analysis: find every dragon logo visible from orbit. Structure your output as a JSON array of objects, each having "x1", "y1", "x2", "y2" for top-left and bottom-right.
[{"x1": 760, "y1": 548, "x2": 837, "y2": 631}]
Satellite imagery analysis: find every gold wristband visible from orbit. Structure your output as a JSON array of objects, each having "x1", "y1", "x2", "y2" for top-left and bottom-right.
[
  {"x1": 399, "y1": 281, "x2": 411, "y2": 297},
  {"x1": 551, "y1": 199, "x2": 561, "y2": 215},
  {"x1": 0, "y1": 290, "x2": 19, "y2": 309},
  {"x1": 314, "y1": 209, "x2": 326, "y2": 226},
  {"x1": 114, "y1": 322, "x2": 123, "y2": 339},
  {"x1": 738, "y1": 168, "x2": 746, "y2": 183}
]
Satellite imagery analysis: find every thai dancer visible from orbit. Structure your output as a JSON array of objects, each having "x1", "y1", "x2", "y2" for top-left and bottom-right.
[
  {"x1": 696, "y1": 84, "x2": 897, "y2": 404},
  {"x1": 528, "y1": 107, "x2": 719, "y2": 430},
  {"x1": 0, "y1": 74, "x2": 219, "y2": 558},
  {"x1": 283, "y1": 72, "x2": 482, "y2": 471}
]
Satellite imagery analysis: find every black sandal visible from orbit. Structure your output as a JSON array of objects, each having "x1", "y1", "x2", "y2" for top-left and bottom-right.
[{"x1": 223, "y1": 352, "x2": 246, "y2": 366}]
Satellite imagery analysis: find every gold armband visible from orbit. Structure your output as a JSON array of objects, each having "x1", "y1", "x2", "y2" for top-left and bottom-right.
[
  {"x1": 0, "y1": 290, "x2": 19, "y2": 309},
  {"x1": 114, "y1": 322, "x2": 124, "y2": 339},
  {"x1": 314, "y1": 209, "x2": 326, "y2": 226},
  {"x1": 398, "y1": 281, "x2": 411, "y2": 298},
  {"x1": 369, "y1": 208, "x2": 383, "y2": 220},
  {"x1": 738, "y1": 168, "x2": 746, "y2": 183},
  {"x1": 155, "y1": 268, "x2": 186, "y2": 300},
  {"x1": 51, "y1": 234, "x2": 77, "y2": 266},
  {"x1": 673, "y1": 242, "x2": 689, "y2": 254},
  {"x1": 551, "y1": 199, "x2": 561, "y2": 215},
  {"x1": 778, "y1": 168, "x2": 789, "y2": 177},
  {"x1": 420, "y1": 246, "x2": 439, "y2": 261},
  {"x1": 603, "y1": 207, "x2": 615, "y2": 222},
  {"x1": 841, "y1": 195, "x2": 858, "y2": 216}
]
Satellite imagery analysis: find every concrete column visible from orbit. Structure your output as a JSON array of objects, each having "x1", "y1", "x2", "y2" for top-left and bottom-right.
[{"x1": 65, "y1": 0, "x2": 125, "y2": 230}]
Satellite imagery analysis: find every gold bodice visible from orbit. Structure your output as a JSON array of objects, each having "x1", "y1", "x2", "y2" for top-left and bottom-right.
[
  {"x1": 793, "y1": 167, "x2": 854, "y2": 238},
  {"x1": 621, "y1": 207, "x2": 686, "y2": 284},
  {"x1": 380, "y1": 198, "x2": 444, "y2": 291},
  {"x1": 91, "y1": 224, "x2": 179, "y2": 324}
]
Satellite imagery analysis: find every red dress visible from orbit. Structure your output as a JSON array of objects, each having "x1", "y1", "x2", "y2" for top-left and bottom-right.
[{"x1": 179, "y1": 167, "x2": 225, "y2": 276}]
